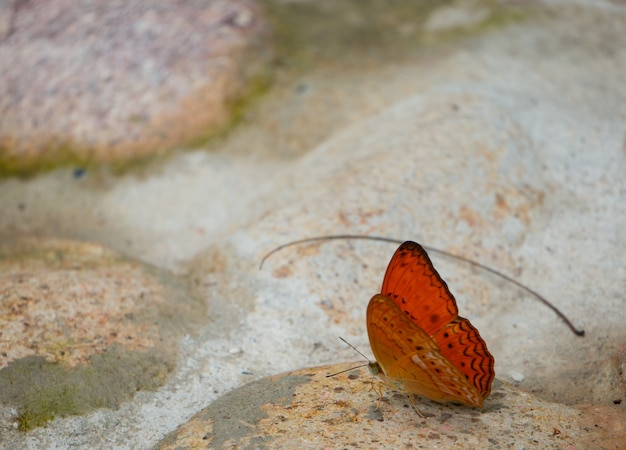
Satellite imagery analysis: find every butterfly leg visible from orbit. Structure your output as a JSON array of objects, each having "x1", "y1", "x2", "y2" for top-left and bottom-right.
[
  {"x1": 369, "y1": 382, "x2": 385, "y2": 411},
  {"x1": 406, "y1": 394, "x2": 425, "y2": 418},
  {"x1": 376, "y1": 383, "x2": 384, "y2": 411}
]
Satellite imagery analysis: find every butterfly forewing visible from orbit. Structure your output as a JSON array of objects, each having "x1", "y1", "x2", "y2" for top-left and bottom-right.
[{"x1": 381, "y1": 241, "x2": 459, "y2": 336}]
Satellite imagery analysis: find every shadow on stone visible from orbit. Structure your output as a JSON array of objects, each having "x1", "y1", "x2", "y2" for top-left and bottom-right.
[{"x1": 0, "y1": 345, "x2": 174, "y2": 431}]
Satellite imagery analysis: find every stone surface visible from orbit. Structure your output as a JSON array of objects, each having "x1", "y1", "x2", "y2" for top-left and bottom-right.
[
  {"x1": 0, "y1": 237, "x2": 203, "y2": 430},
  {"x1": 0, "y1": 0, "x2": 624, "y2": 448},
  {"x1": 157, "y1": 363, "x2": 626, "y2": 449},
  {"x1": 0, "y1": 0, "x2": 272, "y2": 174}
]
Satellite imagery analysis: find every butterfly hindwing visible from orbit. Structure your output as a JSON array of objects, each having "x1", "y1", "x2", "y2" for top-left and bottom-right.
[
  {"x1": 433, "y1": 317, "x2": 495, "y2": 398},
  {"x1": 366, "y1": 294, "x2": 484, "y2": 407}
]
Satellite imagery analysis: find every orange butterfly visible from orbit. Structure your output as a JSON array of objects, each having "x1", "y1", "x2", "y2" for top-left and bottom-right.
[{"x1": 366, "y1": 241, "x2": 495, "y2": 407}]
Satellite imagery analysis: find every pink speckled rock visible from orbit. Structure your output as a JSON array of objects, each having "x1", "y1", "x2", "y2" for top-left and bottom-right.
[
  {"x1": 0, "y1": 237, "x2": 203, "y2": 429},
  {"x1": 156, "y1": 363, "x2": 626, "y2": 449},
  {"x1": 0, "y1": 0, "x2": 272, "y2": 172},
  {"x1": 0, "y1": 237, "x2": 183, "y2": 369}
]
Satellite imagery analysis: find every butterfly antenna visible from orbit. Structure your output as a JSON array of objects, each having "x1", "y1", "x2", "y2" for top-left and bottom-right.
[
  {"x1": 326, "y1": 337, "x2": 371, "y2": 378},
  {"x1": 326, "y1": 363, "x2": 370, "y2": 378},
  {"x1": 338, "y1": 336, "x2": 373, "y2": 361},
  {"x1": 260, "y1": 235, "x2": 585, "y2": 337}
]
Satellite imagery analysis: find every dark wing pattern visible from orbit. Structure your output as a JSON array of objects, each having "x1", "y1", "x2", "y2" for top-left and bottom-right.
[
  {"x1": 381, "y1": 241, "x2": 459, "y2": 336},
  {"x1": 366, "y1": 294, "x2": 484, "y2": 406},
  {"x1": 379, "y1": 241, "x2": 494, "y2": 399}
]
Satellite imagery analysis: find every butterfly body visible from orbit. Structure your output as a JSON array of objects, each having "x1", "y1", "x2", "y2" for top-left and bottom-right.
[{"x1": 366, "y1": 241, "x2": 495, "y2": 407}]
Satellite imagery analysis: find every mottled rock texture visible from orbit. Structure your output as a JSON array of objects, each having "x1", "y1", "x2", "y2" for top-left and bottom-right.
[{"x1": 0, "y1": 0, "x2": 272, "y2": 174}]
